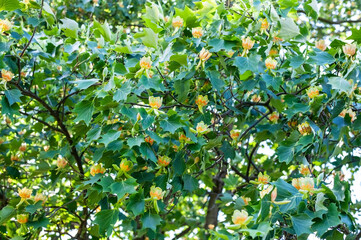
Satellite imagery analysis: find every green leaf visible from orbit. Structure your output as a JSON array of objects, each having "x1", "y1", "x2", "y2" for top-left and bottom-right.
[
  {"x1": 328, "y1": 77, "x2": 352, "y2": 94},
  {"x1": 127, "y1": 136, "x2": 144, "y2": 148},
  {"x1": 25, "y1": 201, "x2": 43, "y2": 214},
  {"x1": 0, "y1": 206, "x2": 15, "y2": 224},
  {"x1": 291, "y1": 214, "x2": 313, "y2": 236},
  {"x1": 127, "y1": 193, "x2": 145, "y2": 216},
  {"x1": 60, "y1": 18, "x2": 78, "y2": 38},
  {"x1": 262, "y1": 75, "x2": 282, "y2": 91},
  {"x1": 93, "y1": 20, "x2": 111, "y2": 42},
  {"x1": 99, "y1": 130, "x2": 121, "y2": 147},
  {"x1": 139, "y1": 143, "x2": 157, "y2": 163},
  {"x1": 142, "y1": 212, "x2": 161, "y2": 231},
  {"x1": 94, "y1": 209, "x2": 119, "y2": 236},
  {"x1": 0, "y1": 0, "x2": 20, "y2": 11},
  {"x1": 4, "y1": 89, "x2": 22, "y2": 105},
  {"x1": 74, "y1": 100, "x2": 94, "y2": 125},
  {"x1": 113, "y1": 82, "x2": 132, "y2": 102},
  {"x1": 332, "y1": 175, "x2": 345, "y2": 201},
  {"x1": 289, "y1": 55, "x2": 304, "y2": 68},
  {"x1": 159, "y1": 115, "x2": 183, "y2": 133},
  {"x1": 312, "y1": 203, "x2": 341, "y2": 236},
  {"x1": 278, "y1": 0, "x2": 299, "y2": 9},
  {"x1": 173, "y1": 152, "x2": 186, "y2": 175},
  {"x1": 347, "y1": 27, "x2": 361, "y2": 44},
  {"x1": 134, "y1": 28, "x2": 158, "y2": 48},
  {"x1": 277, "y1": 144, "x2": 294, "y2": 164},
  {"x1": 110, "y1": 178, "x2": 137, "y2": 199},
  {"x1": 174, "y1": 79, "x2": 190, "y2": 102},
  {"x1": 308, "y1": 51, "x2": 335, "y2": 65},
  {"x1": 170, "y1": 54, "x2": 187, "y2": 65},
  {"x1": 207, "y1": 70, "x2": 225, "y2": 90},
  {"x1": 70, "y1": 79, "x2": 99, "y2": 90},
  {"x1": 234, "y1": 55, "x2": 260, "y2": 74},
  {"x1": 304, "y1": 0, "x2": 319, "y2": 20},
  {"x1": 28, "y1": 216, "x2": 49, "y2": 229},
  {"x1": 279, "y1": 18, "x2": 300, "y2": 40},
  {"x1": 183, "y1": 174, "x2": 198, "y2": 192}
]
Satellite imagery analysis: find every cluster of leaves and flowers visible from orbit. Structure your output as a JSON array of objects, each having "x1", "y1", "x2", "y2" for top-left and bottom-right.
[{"x1": 0, "y1": 0, "x2": 361, "y2": 239}]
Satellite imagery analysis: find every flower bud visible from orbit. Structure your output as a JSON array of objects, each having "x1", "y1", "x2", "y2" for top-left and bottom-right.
[
  {"x1": 145, "y1": 136, "x2": 154, "y2": 145},
  {"x1": 43, "y1": 145, "x2": 50, "y2": 152},
  {"x1": 208, "y1": 224, "x2": 215, "y2": 230},
  {"x1": 260, "y1": 18, "x2": 269, "y2": 32},
  {"x1": 230, "y1": 129, "x2": 240, "y2": 140},
  {"x1": 242, "y1": 196, "x2": 251, "y2": 205},
  {"x1": 299, "y1": 164, "x2": 311, "y2": 176},
  {"x1": 257, "y1": 172, "x2": 270, "y2": 184},
  {"x1": 11, "y1": 153, "x2": 20, "y2": 161},
  {"x1": 307, "y1": 87, "x2": 319, "y2": 98}
]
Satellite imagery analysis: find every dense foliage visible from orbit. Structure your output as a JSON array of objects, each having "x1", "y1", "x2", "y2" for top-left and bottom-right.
[{"x1": 1, "y1": 0, "x2": 361, "y2": 239}]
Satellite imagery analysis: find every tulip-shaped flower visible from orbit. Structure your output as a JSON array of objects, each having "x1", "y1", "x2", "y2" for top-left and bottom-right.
[
  {"x1": 195, "y1": 121, "x2": 210, "y2": 135},
  {"x1": 299, "y1": 164, "x2": 311, "y2": 176},
  {"x1": 136, "y1": 56, "x2": 152, "y2": 78},
  {"x1": 250, "y1": 172, "x2": 271, "y2": 185},
  {"x1": 269, "y1": 112, "x2": 279, "y2": 123},
  {"x1": 342, "y1": 43, "x2": 357, "y2": 57},
  {"x1": 260, "y1": 18, "x2": 269, "y2": 34},
  {"x1": 172, "y1": 16, "x2": 184, "y2": 28},
  {"x1": 17, "y1": 214, "x2": 29, "y2": 224},
  {"x1": 307, "y1": 87, "x2": 320, "y2": 99},
  {"x1": 17, "y1": 187, "x2": 32, "y2": 207},
  {"x1": 315, "y1": 40, "x2": 327, "y2": 51},
  {"x1": 197, "y1": 48, "x2": 212, "y2": 69},
  {"x1": 192, "y1": 27, "x2": 203, "y2": 38},
  {"x1": 298, "y1": 122, "x2": 312, "y2": 136},
  {"x1": 265, "y1": 57, "x2": 277, "y2": 70},
  {"x1": 149, "y1": 186, "x2": 165, "y2": 213},
  {"x1": 149, "y1": 96, "x2": 162, "y2": 109},
  {"x1": 57, "y1": 156, "x2": 67, "y2": 169},
  {"x1": 90, "y1": 164, "x2": 106, "y2": 176},
  {"x1": 241, "y1": 37, "x2": 255, "y2": 56},
  {"x1": 34, "y1": 193, "x2": 47, "y2": 204},
  {"x1": 195, "y1": 95, "x2": 208, "y2": 113},
  {"x1": 119, "y1": 159, "x2": 133, "y2": 172},
  {"x1": 157, "y1": 155, "x2": 171, "y2": 167},
  {"x1": 0, "y1": 19, "x2": 12, "y2": 33},
  {"x1": 228, "y1": 210, "x2": 253, "y2": 229},
  {"x1": 339, "y1": 108, "x2": 356, "y2": 122}
]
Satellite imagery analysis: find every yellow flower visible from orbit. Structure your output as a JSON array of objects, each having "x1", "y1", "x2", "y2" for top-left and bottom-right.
[
  {"x1": 269, "y1": 112, "x2": 279, "y2": 123},
  {"x1": 19, "y1": 143, "x2": 27, "y2": 152},
  {"x1": 292, "y1": 178, "x2": 300, "y2": 190},
  {"x1": 90, "y1": 164, "x2": 105, "y2": 176},
  {"x1": 315, "y1": 40, "x2": 327, "y2": 51},
  {"x1": 242, "y1": 37, "x2": 255, "y2": 50},
  {"x1": 339, "y1": 108, "x2": 356, "y2": 122},
  {"x1": 196, "y1": 121, "x2": 209, "y2": 134},
  {"x1": 230, "y1": 129, "x2": 240, "y2": 140},
  {"x1": 119, "y1": 159, "x2": 133, "y2": 172},
  {"x1": 232, "y1": 210, "x2": 251, "y2": 226},
  {"x1": 43, "y1": 145, "x2": 50, "y2": 152},
  {"x1": 342, "y1": 43, "x2": 357, "y2": 57},
  {"x1": 145, "y1": 136, "x2": 154, "y2": 145},
  {"x1": 140, "y1": 56, "x2": 152, "y2": 70},
  {"x1": 299, "y1": 177, "x2": 314, "y2": 192},
  {"x1": 199, "y1": 48, "x2": 212, "y2": 61},
  {"x1": 257, "y1": 172, "x2": 270, "y2": 184},
  {"x1": 18, "y1": 187, "x2": 32, "y2": 200},
  {"x1": 17, "y1": 214, "x2": 28, "y2": 224},
  {"x1": 269, "y1": 48, "x2": 278, "y2": 56},
  {"x1": 172, "y1": 16, "x2": 184, "y2": 28},
  {"x1": 34, "y1": 193, "x2": 47, "y2": 203},
  {"x1": 226, "y1": 50, "x2": 235, "y2": 58},
  {"x1": 192, "y1": 27, "x2": 203, "y2": 38},
  {"x1": 265, "y1": 57, "x2": 277, "y2": 70},
  {"x1": 307, "y1": 87, "x2": 319, "y2": 98},
  {"x1": 299, "y1": 164, "x2": 311, "y2": 176},
  {"x1": 149, "y1": 96, "x2": 162, "y2": 109},
  {"x1": 57, "y1": 156, "x2": 67, "y2": 168},
  {"x1": 298, "y1": 122, "x2": 312, "y2": 135},
  {"x1": 251, "y1": 94, "x2": 261, "y2": 102},
  {"x1": 157, "y1": 156, "x2": 171, "y2": 167},
  {"x1": 195, "y1": 95, "x2": 208, "y2": 108},
  {"x1": 179, "y1": 134, "x2": 190, "y2": 143},
  {"x1": 260, "y1": 185, "x2": 273, "y2": 199},
  {"x1": 0, "y1": 19, "x2": 12, "y2": 33},
  {"x1": 242, "y1": 197, "x2": 251, "y2": 205},
  {"x1": 1, "y1": 70, "x2": 14, "y2": 82},
  {"x1": 208, "y1": 224, "x2": 215, "y2": 230},
  {"x1": 260, "y1": 18, "x2": 269, "y2": 32},
  {"x1": 150, "y1": 186, "x2": 164, "y2": 200}
]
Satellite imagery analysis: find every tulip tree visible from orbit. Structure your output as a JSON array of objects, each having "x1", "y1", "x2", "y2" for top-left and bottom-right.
[{"x1": 1, "y1": 0, "x2": 361, "y2": 239}]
